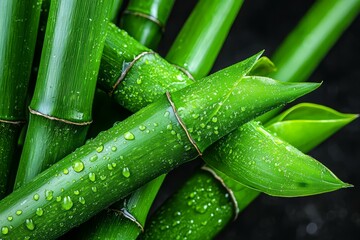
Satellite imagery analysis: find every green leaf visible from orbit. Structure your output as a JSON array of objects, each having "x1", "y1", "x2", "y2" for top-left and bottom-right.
[
  {"x1": 265, "y1": 103, "x2": 358, "y2": 152},
  {"x1": 204, "y1": 120, "x2": 352, "y2": 197}
]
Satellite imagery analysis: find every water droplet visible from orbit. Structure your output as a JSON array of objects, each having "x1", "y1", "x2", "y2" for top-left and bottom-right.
[
  {"x1": 164, "y1": 111, "x2": 170, "y2": 117},
  {"x1": 111, "y1": 146, "x2": 117, "y2": 152},
  {"x1": 192, "y1": 113, "x2": 199, "y2": 119},
  {"x1": 124, "y1": 132, "x2": 135, "y2": 140},
  {"x1": 79, "y1": 197, "x2": 86, "y2": 204},
  {"x1": 91, "y1": 187, "x2": 97, "y2": 192},
  {"x1": 153, "y1": 123, "x2": 158, "y2": 127},
  {"x1": 167, "y1": 124, "x2": 173, "y2": 130},
  {"x1": 88, "y1": 172, "x2": 96, "y2": 182},
  {"x1": 7, "y1": 216, "x2": 13, "y2": 221},
  {"x1": 1, "y1": 226, "x2": 9, "y2": 235},
  {"x1": 201, "y1": 221, "x2": 208, "y2": 226},
  {"x1": 139, "y1": 125, "x2": 146, "y2": 131},
  {"x1": 100, "y1": 175, "x2": 107, "y2": 180},
  {"x1": 90, "y1": 155, "x2": 98, "y2": 162},
  {"x1": 136, "y1": 79, "x2": 142, "y2": 84},
  {"x1": 62, "y1": 168, "x2": 69, "y2": 175},
  {"x1": 16, "y1": 210, "x2": 22, "y2": 215},
  {"x1": 56, "y1": 196, "x2": 62, "y2": 202},
  {"x1": 24, "y1": 236, "x2": 30, "y2": 240},
  {"x1": 62, "y1": 196, "x2": 73, "y2": 210},
  {"x1": 111, "y1": 162, "x2": 117, "y2": 168},
  {"x1": 212, "y1": 117, "x2": 218, "y2": 123},
  {"x1": 122, "y1": 167, "x2": 131, "y2": 178},
  {"x1": 74, "y1": 190, "x2": 80, "y2": 195},
  {"x1": 72, "y1": 161, "x2": 84, "y2": 172},
  {"x1": 195, "y1": 205, "x2": 208, "y2": 213},
  {"x1": 200, "y1": 123, "x2": 206, "y2": 128},
  {"x1": 107, "y1": 164, "x2": 113, "y2": 170},
  {"x1": 241, "y1": 107, "x2": 246, "y2": 112},
  {"x1": 96, "y1": 145, "x2": 104, "y2": 153},
  {"x1": 25, "y1": 219, "x2": 35, "y2": 231},
  {"x1": 171, "y1": 130, "x2": 176, "y2": 135},
  {"x1": 33, "y1": 193, "x2": 40, "y2": 201},
  {"x1": 36, "y1": 208, "x2": 43, "y2": 216}
]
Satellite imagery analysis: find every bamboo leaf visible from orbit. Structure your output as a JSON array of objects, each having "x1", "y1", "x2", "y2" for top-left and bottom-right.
[
  {"x1": 204, "y1": 118, "x2": 353, "y2": 197},
  {"x1": 265, "y1": 103, "x2": 358, "y2": 152}
]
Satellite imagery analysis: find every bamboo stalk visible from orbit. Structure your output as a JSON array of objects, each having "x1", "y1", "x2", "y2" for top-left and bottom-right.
[
  {"x1": 120, "y1": 0, "x2": 175, "y2": 49},
  {"x1": 0, "y1": 0, "x2": 41, "y2": 198},
  {"x1": 0, "y1": 53, "x2": 318, "y2": 239},
  {"x1": 257, "y1": 0, "x2": 360, "y2": 122},
  {"x1": 166, "y1": 0, "x2": 244, "y2": 79},
  {"x1": 14, "y1": 0, "x2": 112, "y2": 189},
  {"x1": 142, "y1": 104, "x2": 356, "y2": 239},
  {"x1": 110, "y1": 0, "x2": 123, "y2": 22},
  {"x1": 141, "y1": 0, "x2": 360, "y2": 237},
  {"x1": 81, "y1": 1, "x2": 245, "y2": 238}
]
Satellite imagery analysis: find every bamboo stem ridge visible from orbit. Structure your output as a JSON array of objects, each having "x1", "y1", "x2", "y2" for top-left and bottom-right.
[
  {"x1": 0, "y1": 54, "x2": 318, "y2": 239},
  {"x1": 120, "y1": 0, "x2": 175, "y2": 49},
  {"x1": 0, "y1": 0, "x2": 42, "y2": 198},
  {"x1": 14, "y1": 0, "x2": 111, "y2": 189}
]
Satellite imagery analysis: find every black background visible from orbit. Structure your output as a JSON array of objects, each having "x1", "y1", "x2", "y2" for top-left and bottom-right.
[{"x1": 152, "y1": 0, "x2": 360, "y2": 239}]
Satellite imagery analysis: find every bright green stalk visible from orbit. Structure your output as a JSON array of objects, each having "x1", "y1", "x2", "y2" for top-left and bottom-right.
[
  {"x1": 0, "y1": 53, "x2": 318, "y2": 239},
  {"x1": 166, "y1": 0, "x2": 244, "y2": 79},
  {"x1": 271, "y1": 0, "x2": 360, "y2": 83},
  {"x1": 120, "y1": 0, "x2": 175, "y2": 49},
  {"x1": 110, "y1": 0, "x2": 123, "y2": 22},
  {"x1": 14, "y1": 0, "x2": 112, "y2": 189},
  {"x1": 0, "y1": 0, "x2": 41, "y2": 198},
  {"x1": 257, "y1": 0, "x2": 360, "y2": 122},
  {"x1": 142, "y1": 104, "x2": 356, "y2": 239},
  {"x1": 80, "y1": 1, "x2": 244, "y2": 238}
]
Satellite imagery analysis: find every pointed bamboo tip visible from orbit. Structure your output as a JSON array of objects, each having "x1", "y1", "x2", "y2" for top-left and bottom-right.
[{"x1": 342, "y1": 182, "x2": 354, "y2": 189}]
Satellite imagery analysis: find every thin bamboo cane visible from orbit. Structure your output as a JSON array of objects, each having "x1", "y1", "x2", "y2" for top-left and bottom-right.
[
  {"x1": 120, "y1": 0, "x2": 175, "y2": 49},
  {"x1": 0, "y1": 0, "x2": 41, "y2": 198},
  {"x1": 14, "y1": 0, "x2": 112, "y2": 189}
]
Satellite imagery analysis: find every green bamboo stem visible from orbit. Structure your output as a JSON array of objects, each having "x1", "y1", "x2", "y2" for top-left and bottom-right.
[
  {"x1": 110, "y1": 0, "x2": 123, "y2": 22},
  {"x1": 166, "y1": 0, "x2": 244, "y2": 79},
  {"x1": 142, "y1": 104, "x2": 356, "y2": 239},
  {"x1": 120, "y1": 0, "x2": 175, "y2": 49},
  {"x1": 14, "y1": 0, "x2": 111, "y2": 189},
  {"x1": 271, "y1": 0, "x2": 360, "y2": 83},
  {"x1": 0, "y1": 53, "x2": 318, "y2": 239},
  {"x1": 83, "y1": 1, "x2": 246, "y2": 238},
  {"x1": 257, "y1": 0, "x2": 360, "y2": 122},
  {"x1": 0, "y1": 0, "x2": 41, "y2": 198}
]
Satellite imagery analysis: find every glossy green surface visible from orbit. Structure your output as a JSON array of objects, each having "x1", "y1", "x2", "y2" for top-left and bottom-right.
[
  {"x1": 171, "y1": 53, "x2": 320, "y2": 152},
  {"x1": 144, "y1": 104, "x2": 355, "y2": 238},
  {"x1": 266, "y1": 103, "x2": 358, "y2": 153},
  {"x1": 204, "y1": 121, "x2": 350, "y2": 197},
  {"x1": 0, "y1": 0, "x2": 41, "y2": 198},
  {"x1": 81, "y1": 176, "x2": 166, "y2": 240},
  {"x1": 143, "y1": 170, "x2": 235, "y2": 240},
  {"x1": 120, "y1": 0, "x2": 175, "y2": 49},
  {"x1": 166, "y1": 0, "x2": 244, "y2": 79},
  {"x1": 0, "y1": 55, "x2": 315, "y2": 238},
  {"x1": 271, "y1": 0, "x2": 360, "y2": 83},
  {"x1": 14, "y1": 0, "x2": 111, "y2": 188},
  {"x1": 98, "y1": 24, "x2": 192, "y2": 113}
]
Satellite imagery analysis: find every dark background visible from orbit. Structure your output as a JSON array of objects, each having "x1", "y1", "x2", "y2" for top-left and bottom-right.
[{"x1": 153, "y1": 0, "x2": 360, "y2": 239}]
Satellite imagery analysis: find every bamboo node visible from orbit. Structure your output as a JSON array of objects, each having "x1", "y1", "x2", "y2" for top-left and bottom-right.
[
  {"x1": 0, "y1": 119, "x2": 25, "y2": 125},
  {"x1": 201, "y1": 165, "x2": 240, "y2": 220},
  {"x1": 123, "y1": 10, "x2": 165, "y2": 32},
  {"x1": 166, "y1": 91, "x2": 202, "y2": 156},
  {"x1": 172, "y1": 64, "x2": 195, "y2": 81},
  {"x1": 28, "y1": 107, "x2": 92, "y2": 126},
  {"x1": 110, "y1": 51, "x2": 156, "y2": 96},
  {"x1": 108, "y1": 207, "x2": 144, "y2": 232}
]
